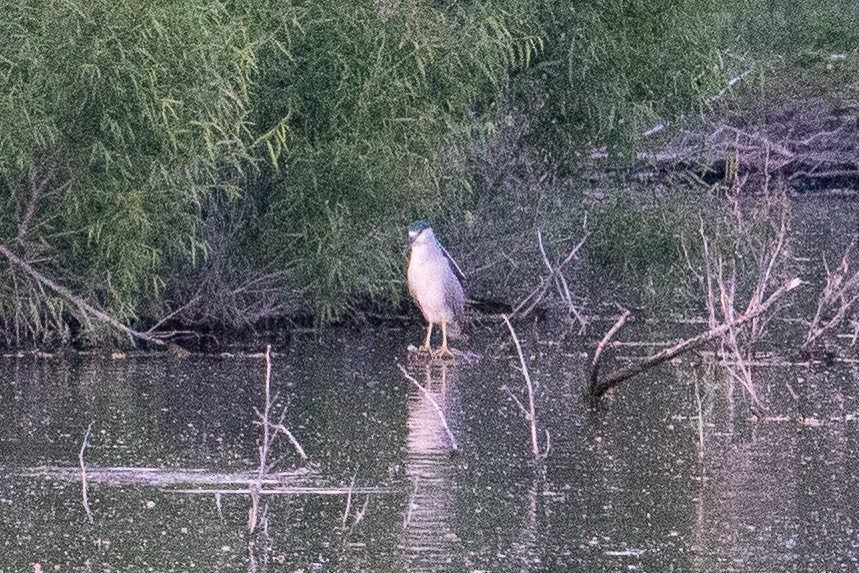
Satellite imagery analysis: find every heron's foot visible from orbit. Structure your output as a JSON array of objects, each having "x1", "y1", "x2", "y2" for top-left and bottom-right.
[
  {"x1": 432, "y1": 345, "x2": 457, "y2": 359},
  {"x1": 418, "y1": 343, "x2": 433, "y2": 354}
]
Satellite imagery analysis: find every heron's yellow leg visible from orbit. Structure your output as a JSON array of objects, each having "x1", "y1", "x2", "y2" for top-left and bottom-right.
[
  {"x1": 421, "y1": 322, "x2": 433, "y2": 352},
  {"x1": 434, "y1": 321, "x2": 455, "y2": 358}
]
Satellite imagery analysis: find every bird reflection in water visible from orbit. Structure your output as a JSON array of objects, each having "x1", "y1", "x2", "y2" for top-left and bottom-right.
[{"x1": 399, "y1": 360, "x2": 459, "y2": 570}]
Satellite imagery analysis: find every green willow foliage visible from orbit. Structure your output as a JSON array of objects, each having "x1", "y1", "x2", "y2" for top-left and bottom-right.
[
  {"x1": 0, "y1": 0, "x2": 289, "y2": 342},
  {"x1": 0, "y1": 0, "x2": 855, "y2": 343},
  {"x1": 246, "y1": 1, "x2": 545, "y2": 321},
  {"x1": 0, "y1": 0, "x2": 542, "y2": 339}
]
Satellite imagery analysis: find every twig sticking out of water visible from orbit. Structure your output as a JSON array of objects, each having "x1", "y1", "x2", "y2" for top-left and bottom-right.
[
  {"x1": 589, "y1": 308, "x2": 630, "y2": 389},
  {"x1": 743, "y1": 157, "x2": 789, "y2": 346},
  {"x1": 713, "y1": 257, "x2": 760, "y2": 406},
  {"x1": 589, "y1": 277, "x2": 802, "y2": 398},
  {"x1": 396, "y1": 363, "x2": 458, "y2": 451},
  {"x1": 804, "y1": 240, "x2": 859, "y2": 350},
  {"x1": 502, "y1": 315, "x2": 541, "y2": 458},
  {"x1": 258, "y1": 346, "x2": 274, "y2": 480},
  {"x1": 512, "y1": 232, "x2": 588, "y2": 329},
  {"x1": 250, "y1": 345, "x2": 308, "y2": 532},
  {"x1": 342, "y1": 474, "x2": 355, "y2": 529},
  {"x1": 254, "y1": 346, "x2": 308, "y2": 472},
  {"x1": 79, "y1": 422, "x2": 94, "y2": 524}
]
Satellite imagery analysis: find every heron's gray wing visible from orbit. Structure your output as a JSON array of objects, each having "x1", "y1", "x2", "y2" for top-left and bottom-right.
[
  {"x1": 442, "y1": 266, "x2": 466, "y2": 319},
  {"x1": 437, "y1": 241, "x2": 467, "y2": 284}
]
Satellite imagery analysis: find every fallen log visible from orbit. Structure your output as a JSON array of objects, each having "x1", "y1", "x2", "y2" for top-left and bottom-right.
[{"x1": 589, "y1": 277, "x2": 802, "y2": 398}]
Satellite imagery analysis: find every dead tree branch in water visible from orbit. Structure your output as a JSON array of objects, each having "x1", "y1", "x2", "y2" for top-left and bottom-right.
[
  {"x1": 588, "y1": 308, "x2": 630, "y2": 389},
  {"x1": 0, "y1": 244, "x2": 168, "y2": 346},
  {"x1": 79, "y1": 422, "x2": 94, "y2": 524},
  {"x1": 804, "y1": 240, "x2": 859, "y2": 350},
  {"x1": 589, "y1": 278, "x2": 801, "y2": 398},
  {"x1": 681, "y1": 172, "x2": 791, "y2": 407},
  {"x1": 502, "y1": 315, "x2": 542, "y2": 458},
  {"x1": 512, "y1": 232, "x2": 588, "y2": 330}
]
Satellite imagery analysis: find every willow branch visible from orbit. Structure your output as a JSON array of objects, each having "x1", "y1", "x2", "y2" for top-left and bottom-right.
[{"x1": 0, "y1": 244, "x2": 166, "y2": 346}]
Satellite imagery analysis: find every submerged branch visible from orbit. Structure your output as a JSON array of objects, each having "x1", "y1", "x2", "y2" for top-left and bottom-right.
[{"x1": 589, "y1": 278, "x2": 802, "y2": 398}]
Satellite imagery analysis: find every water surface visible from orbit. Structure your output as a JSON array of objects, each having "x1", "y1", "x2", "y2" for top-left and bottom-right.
[{"x1": 1, "y1": 321, "x2": 858, "y2": 572}]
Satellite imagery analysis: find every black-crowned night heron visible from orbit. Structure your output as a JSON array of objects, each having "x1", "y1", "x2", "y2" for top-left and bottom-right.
[{"x1": 407, "y1": 220, "x2": 465, "y2": 357}]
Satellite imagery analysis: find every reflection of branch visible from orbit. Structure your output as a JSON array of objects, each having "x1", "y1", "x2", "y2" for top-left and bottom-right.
[
  {"x1": 403, "y1": 478, "x2": 419, "y2": 528},
  {"x1": 0, "y1": 244, "x2": 167, "y2": 346},
  {"x1": 342, "y1": 475, "x2": 355, "y2": 528},
  {"x1": 590, "y1": 278, "x2": 801, "y2": 398}
]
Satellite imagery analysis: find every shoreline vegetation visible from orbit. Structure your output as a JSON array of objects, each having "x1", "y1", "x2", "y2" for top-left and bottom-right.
[{"x1": 0, "y1": 0, "x2": 857, "y2": 350}]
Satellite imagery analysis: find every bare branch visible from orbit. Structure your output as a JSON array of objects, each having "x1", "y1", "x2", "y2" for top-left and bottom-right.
[
  {"x1": 0, "y1": 244, "x2": 167, "y2": 346},
  {"x1": 804, "y1": 240, "x2": 859, "y2": 349},
  {"x1": 590, "y1": 278, "x2": 802, "y2": 398},
  {"x1": 502, "y1": 315, "x2": 540, "y2": 457},
  {"x1": 511, "y1": 232, "x2": 588, "y2": 329},
  {"x1": 271, "y1": 423, "x2": 308, "y2": 461},
  {"x1": 589, "y1": 308, "x2": 631, "y2": 388}
]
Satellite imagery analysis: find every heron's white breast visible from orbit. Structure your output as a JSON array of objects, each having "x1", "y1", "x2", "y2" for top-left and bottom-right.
[{"x1": 408, "y1": 243, "x2": 457, "y2": 323}]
